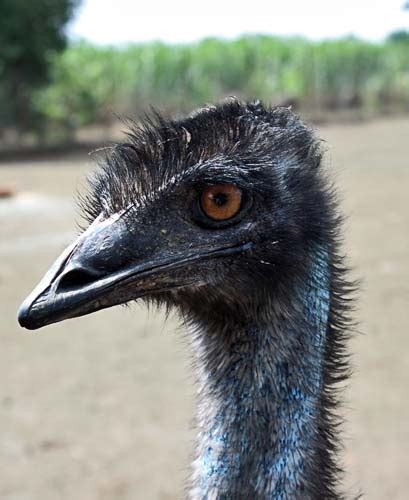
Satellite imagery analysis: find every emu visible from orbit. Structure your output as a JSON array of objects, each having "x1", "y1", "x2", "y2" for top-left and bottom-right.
[{"x1": 18, "y1": 99, "x2": 354, "y2": 499}]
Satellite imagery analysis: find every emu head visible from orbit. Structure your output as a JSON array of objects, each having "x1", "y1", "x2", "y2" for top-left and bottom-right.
[{"x1": 18, "y1": 100, "x2": 327, "y2": 330}]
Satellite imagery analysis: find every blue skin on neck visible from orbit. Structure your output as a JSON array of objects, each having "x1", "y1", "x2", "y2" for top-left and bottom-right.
[{"x1": 196, "y1": 247, "x2": 330, "y2": 499}]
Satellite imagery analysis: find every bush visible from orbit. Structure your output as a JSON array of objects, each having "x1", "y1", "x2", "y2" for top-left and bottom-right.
[{"x1": 26, "y1": 35, "x2": 409, "y2": 140}]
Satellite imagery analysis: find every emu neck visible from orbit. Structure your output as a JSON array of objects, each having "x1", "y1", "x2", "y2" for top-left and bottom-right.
[{"x1": 189, "y1": 250, "x2": 330, "y2": 499}]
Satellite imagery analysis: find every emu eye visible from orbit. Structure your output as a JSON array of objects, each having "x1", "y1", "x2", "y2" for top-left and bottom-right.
[{"x1": 200, "y1": 184, "x2": 242, "y2": 221}]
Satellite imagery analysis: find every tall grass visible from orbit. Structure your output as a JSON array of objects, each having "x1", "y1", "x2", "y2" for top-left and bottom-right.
[{"x1": 33, "y1": 35, "x2": 409, "y2": 137}]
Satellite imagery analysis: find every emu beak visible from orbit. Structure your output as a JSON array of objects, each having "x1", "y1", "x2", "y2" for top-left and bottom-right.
[{"x1": 18, "y1": 212, "x2": 250, "y2": 330}]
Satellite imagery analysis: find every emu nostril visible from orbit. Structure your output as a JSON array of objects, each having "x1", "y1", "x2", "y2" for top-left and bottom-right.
[{"x1": 57, "y1": 268, "x2": 103, "y2": 292}]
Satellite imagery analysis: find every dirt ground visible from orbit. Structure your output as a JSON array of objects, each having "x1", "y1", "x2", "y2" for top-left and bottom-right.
[{"x1": 1, "y1": 117, "x2": 408, "y2": 500}]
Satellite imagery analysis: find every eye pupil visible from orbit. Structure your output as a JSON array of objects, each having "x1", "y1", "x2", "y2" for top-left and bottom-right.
[{"x1": 213, "y1": 192, "x2": 228, "y2": 206}]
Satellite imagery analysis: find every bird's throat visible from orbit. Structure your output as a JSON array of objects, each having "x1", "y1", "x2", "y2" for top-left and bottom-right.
[{"x1": 189, "y1": 249, "x2": 330, "y2": 499}]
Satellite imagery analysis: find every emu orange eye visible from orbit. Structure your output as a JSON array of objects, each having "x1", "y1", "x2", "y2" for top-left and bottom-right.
[{"x1": 200, "y1": 184, "x2": 242, "y2": 221}]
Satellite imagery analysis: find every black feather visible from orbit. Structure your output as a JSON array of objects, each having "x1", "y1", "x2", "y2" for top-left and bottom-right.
[{"x1": 79, "y1": 98, "x2": 357, "y2": 499}]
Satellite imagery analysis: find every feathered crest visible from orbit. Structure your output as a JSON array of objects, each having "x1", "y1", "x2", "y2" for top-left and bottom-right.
[{"x1": 79, "y1": 98, "x2": 321, "y2": 225}]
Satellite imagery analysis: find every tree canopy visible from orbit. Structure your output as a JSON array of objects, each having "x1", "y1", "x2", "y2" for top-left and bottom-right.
[{"x1": 0, "y1": 0, "x2": 80, "y2": 132}]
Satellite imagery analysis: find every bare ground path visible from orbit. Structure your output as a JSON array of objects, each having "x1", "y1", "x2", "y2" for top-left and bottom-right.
[{"x1": 1, "y1": 117, "x2": 408, "y2": 499}]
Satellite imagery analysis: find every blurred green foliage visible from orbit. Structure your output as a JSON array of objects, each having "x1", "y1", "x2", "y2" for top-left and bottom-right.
[
  {"x1": 35, "y1": 35, "x2": 409, "y2": 138},
  {"x1": 388, "y1": 30, "x2": 409, "y2": 43},
  {"x1": 0, "y1": 0, "x2": 79, "y2": 134},
  {"x1": 2, "y1": 33, "x2": 409, "y2": 144}
]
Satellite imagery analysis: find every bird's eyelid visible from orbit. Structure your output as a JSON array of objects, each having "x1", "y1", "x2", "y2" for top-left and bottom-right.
[{"x1": 189, "y1": 169, "x2": 250, "y2": 192}]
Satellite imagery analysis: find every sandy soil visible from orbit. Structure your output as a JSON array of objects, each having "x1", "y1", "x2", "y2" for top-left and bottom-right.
[{"x1": 1, "y1": 117, "x2": 408, "y2": 499}]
